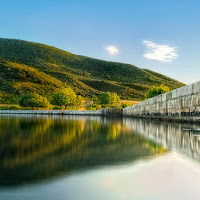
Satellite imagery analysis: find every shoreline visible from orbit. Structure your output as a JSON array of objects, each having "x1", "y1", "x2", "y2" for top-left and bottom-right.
[
  {"x1": 0, "y1": 110, "x2": 102, "y2": 116},
  {"x1": 1, "y1": 109, "x2": 200, "y2": 124},
  {"x1": 0, "y1": 108, "x2": 123, "y2": 116}
]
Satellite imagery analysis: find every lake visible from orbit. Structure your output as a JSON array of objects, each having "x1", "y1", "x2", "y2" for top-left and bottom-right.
[{"x1": 0, "y1": 115, "x2": 200, "y2": 200}]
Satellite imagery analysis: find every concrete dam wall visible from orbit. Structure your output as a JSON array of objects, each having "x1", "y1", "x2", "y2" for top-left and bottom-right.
[{"x1": 123, "y1": 81, "x2": 200, "y2": 123}]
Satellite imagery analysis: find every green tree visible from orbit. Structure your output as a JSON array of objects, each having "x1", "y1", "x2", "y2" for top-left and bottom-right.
[
  {"x1": 145, "y1": 85, "x2": 170, "y2": 99},
  {"x1": 75, "y1": 95, "x2": 84, "y2": 107},
  {"x1": 109, "y1": 93, "x2": 121, "y2": 104},
  {"x1": 51, "y1": 93, "x2": 67, "y2": 108},
  {"x1": 51, "y1": 87, "x2": 78, "y2": 109},
  {"x1": 60, "y1": 88, "x2": 77, "y2": 109},
  {"x1": 98, "y1": 92, "x2": 120, "y2": 105},
  {"x1": 98, "y1": 92, "x2": 110, "y2": 105},
  {"x1": 19, "y1": 94, "x2": 49, "y2": 109}
]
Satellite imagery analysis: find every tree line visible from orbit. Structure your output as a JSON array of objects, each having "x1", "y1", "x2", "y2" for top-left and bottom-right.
[
  {"x1": 16, "y1": 84, "x2": 170, "y2": 110},
  {"x1": 19, "y1": 87, "x2": 123, "y2": 110}
]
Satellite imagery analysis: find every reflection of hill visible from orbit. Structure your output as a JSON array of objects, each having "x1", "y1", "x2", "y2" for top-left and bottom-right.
[{"x1": 0, "y1": 115, "x2": 166, "y2": 186}]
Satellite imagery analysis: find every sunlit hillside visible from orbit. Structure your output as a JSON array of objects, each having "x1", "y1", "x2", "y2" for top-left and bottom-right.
[{"x1": 0, "y1": 38, "x2": 185, "y2": 101}]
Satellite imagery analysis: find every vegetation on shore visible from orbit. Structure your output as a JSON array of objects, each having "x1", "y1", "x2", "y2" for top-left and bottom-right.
[
  {"x1": 145, "y1": 84, "x2": 170, "y2": 99},
  {"x1": 0, "y1": 89, "x2": 134, "y2": 110},
  {"x1": 0, "y1": 84, "x2": 173, "y2": 110}
]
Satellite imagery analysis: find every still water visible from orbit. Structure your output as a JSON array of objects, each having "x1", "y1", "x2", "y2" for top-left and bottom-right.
[{"x1": 0, "y1": 115, "x2": 200, "y2": 200}]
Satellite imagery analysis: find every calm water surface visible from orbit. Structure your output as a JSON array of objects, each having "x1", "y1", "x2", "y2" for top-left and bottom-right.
[{"x1": 0, "y1": 115, "x2": 200, "y2": 200}]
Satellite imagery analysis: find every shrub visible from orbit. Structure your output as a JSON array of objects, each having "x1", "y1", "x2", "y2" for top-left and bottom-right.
[
  {"x1": 121, "y1": 102, "x2": 133, "y2": 108},
  {"x1": 0, "y1": 92, "x2": 20, "y2": 104},
  {"x1": 53, "y1": 106, "x2": 61, "y2": 110},
  {"x1": 19, "y1": 94, "x2": 50, "y2": 109},
  {"x1": 51, "y1": 93, "x2": 66, "y2": 108},
  {"x1": 60, "y1": 88, "x2": 77, "y2": 108},
  {"x1": 95, "y1": 104, "x2": 102, "y2": 110},
  {"x1": 51, "y1": 87, "x2": 79, "y2": 109},
  {"x1": 86, "y1": 104, "x2": 102, "y2": 110},
  {"x1": 98, "y1": 92, "x2": 120, "y2": 105},
  {"x1": 75, "y1": 95, "x2": 84, "y2": 107},
  {"x1": 0, "y1": 105, "x2": 22, "y2": 110},
  {"x1": 145, "y1": 85, "x2": 170, "y2": 99},
  {"x1": 91, "y1": 95, "x2": 99, "y2": 104}
]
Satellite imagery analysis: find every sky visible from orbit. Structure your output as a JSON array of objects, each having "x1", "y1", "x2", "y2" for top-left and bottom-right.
[{"x1": 0, "y1": 0, "x2": 199, "y2": 84}]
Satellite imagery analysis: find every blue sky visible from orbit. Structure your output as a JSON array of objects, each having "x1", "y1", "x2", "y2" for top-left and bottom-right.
[{"x1": 0, "y1": 0, "x2": 199, "y2": 84}]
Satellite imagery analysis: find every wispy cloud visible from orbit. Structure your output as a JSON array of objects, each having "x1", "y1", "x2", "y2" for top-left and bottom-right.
[
  {"x1": 106, "y1": 46, "x2": 119, "y2": 55},
  {"x1": 143, "y1": 40, "x2": 178, "y2": 63}
]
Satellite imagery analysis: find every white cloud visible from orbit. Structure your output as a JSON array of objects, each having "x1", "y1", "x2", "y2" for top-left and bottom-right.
[
  {"x1": 143, "y1": 40, "x2": 178, "y2": 63},
  {"x1": 106, "y1": 46, "x2": 119, "y2": 55}
]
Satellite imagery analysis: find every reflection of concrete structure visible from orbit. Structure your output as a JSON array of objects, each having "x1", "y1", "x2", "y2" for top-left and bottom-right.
[
  {"x1": 123, "y1": 81, "x2": 200, "y2": 123},
  {"x1": 123, "y1": 118, "x2": 200, "y2": 162}
]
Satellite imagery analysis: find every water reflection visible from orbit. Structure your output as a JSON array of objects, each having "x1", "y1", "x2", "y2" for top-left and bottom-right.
[
  {"x1": 0, "y1": 115, "x2": 165, "y2": 186},
  {"x1": 123, "y1": 118, "x2": 200, "y2": 161}
]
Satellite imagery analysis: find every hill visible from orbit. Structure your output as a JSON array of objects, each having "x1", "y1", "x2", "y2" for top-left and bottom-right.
[{"x1": 0, "y1": 38, "x2": 185, "y2": 102}]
